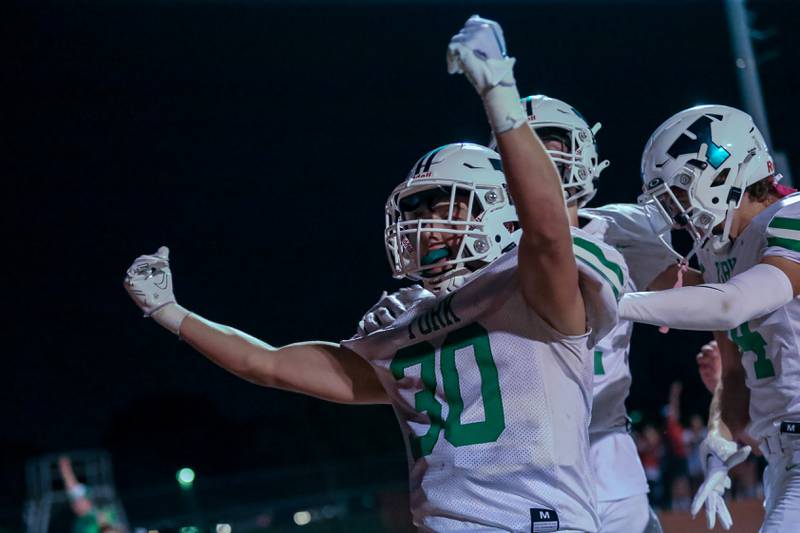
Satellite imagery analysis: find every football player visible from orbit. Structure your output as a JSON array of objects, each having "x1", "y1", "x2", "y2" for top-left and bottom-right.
[
  {"x1": 365, "y1": 95, "x2": 672, "y2": 533},
  {"x1": 618, "y1": 104, "x2": 800, "y2": 532},
  {"x1": 525, "y1": 96, "x2": 669, "y2": 533},
  {"x1": 124, "y1": 16, "x2": 628, "y2": 532}
]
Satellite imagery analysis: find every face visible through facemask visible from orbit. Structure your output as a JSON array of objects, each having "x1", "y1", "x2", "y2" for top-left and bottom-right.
[{"x1": 399, "y1": 187, "x2": 472, "y2": 277}]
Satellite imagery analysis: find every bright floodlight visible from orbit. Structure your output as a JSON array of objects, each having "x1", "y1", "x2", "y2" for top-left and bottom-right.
[
  {"x1": 293, "y1": 511, "x2": 312, "y2": 526},
  {"x1": 176, "y1": 467, "x2": 195, "y2": 488}
]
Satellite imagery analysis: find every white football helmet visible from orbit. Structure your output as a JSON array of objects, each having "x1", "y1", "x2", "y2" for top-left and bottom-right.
[
  {"x1": 385, "y1": 143, "x2": 521, "y2": 293},
  {"x1": 639, "y1": 105, "x2": 774, "y2": 257},
  {"x1": 491, "y1": 94, "x2": 609, "y2": 207}
]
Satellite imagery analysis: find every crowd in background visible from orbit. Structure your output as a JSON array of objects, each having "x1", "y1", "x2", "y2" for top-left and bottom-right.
[{"x1": 634, "y1": 380, "x2": 764, "y2": 511}]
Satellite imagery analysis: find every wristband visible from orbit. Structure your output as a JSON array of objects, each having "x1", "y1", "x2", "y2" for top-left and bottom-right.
[
  {"x1": 152, "y1": 303, "x2": 191, "y2": 336},
  {"x1": 483, "y1": 83, "x2": 526, "y2": 134},
  {"x1": 67, "y1": 483, "x2": 87, "y2": 501}
]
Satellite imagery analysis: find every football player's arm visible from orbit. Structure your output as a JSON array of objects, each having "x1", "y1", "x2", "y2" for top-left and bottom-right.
[
  {"x1": 618, "y1": 262, "x2": 794, "y2": 330},
  {"x1": 716, "y1": 332, "x2": 751, "y2": 441},
  {"x1": 495, "y1": 126, "x2": 585, "y2": 335},
  {"x1": 691, "y1": 333, "x2": 753, "y2": 530},
  {"x1": 124, "y1": 247, "x2": 389, "y2": 405},
  {"x1": 179, "y1": 315, "x2": 389, "y2": 404},
  {"x1": 58, "y1": 456, "x2": 93, "y2": 515},
  {"x1": 446, "y1": 15, "x2": 583, "y2": 335}
]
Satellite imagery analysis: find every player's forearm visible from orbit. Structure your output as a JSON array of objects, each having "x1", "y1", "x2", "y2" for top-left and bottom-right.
[
  {"x1": 494, "y1": 125, "x2": 571, "y2": 248},
  {"x1": 495, "y1": 125, "x2": 583, "y2": 335},
  {"x1": 707, "y1": 381, "x2": 734, "y2": 441},
  {"x1": 619, "y1": 263, "x2": 793, "y2": 330},
  {"x1": 713, "y1": 331, "x2": 752, "y2": 442},
  {"x1": 58, "y1": 458, "x2": 80, "y2": 488},
  {"x1": 179, "y1": 312, "x2": 278, "y2": 382},
  {"x1": 719, "y1": 375, "x2": 751, "y2": 440},
  {"x1": 179, "y1": 314, "x2": 388, "y2": 404}
]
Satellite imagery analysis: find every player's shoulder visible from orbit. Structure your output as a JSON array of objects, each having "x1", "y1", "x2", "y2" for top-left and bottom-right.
[
  {"x1": 763, "y1": 193, "x2": 800, "y2": 242},
  {"x1": 581, "y1": 203, "x2": 662, "y2": 244},
  {"x1": 582, "y1": 202, "x2": 676, "y2": 290},
  {"x1": 581, "y1": 202, "x2": 648, "y2": 225},
  {"x1": 570, "y1": 226, "x2": 628, "y2": 301}
]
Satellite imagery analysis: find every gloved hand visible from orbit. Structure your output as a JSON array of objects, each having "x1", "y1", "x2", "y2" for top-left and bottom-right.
[
  {"x1": 357, "y1": 285, "x2": 435, "y2": 336},
  {"x1": 124, "y1": 246, "x2": 189, "y2": 335},
  {"x1": 447, "y1": 15, "x2": 526, "y2": 133},
  {"x1": 691, "y1": 432, "x2": 751, "y2": 530}
]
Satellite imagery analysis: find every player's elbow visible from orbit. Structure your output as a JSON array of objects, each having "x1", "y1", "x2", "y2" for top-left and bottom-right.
[
  {"x1": 238, "y1": 349, "x2": 278, "y2": 387},
  {"x1": 712, "y1": 293, "x2": 746, "y2": 330}
]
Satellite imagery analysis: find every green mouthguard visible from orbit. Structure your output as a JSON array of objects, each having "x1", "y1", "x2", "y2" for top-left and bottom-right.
[{"x1": 421, "y1": 248, "x2": 450, "y2": 266}]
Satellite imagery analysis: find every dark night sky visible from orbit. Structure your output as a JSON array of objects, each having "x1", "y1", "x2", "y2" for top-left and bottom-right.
[{"x1": 4, "y1": 0, "x2": 799, "y2": 519}]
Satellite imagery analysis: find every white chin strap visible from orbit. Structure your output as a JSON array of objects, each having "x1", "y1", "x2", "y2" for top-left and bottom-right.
[{"x1": 423, "y1": 271, "x2": 469, "y2": 294}]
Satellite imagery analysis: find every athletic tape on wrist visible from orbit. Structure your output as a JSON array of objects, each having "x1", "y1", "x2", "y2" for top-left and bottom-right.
[
  {"x1": 483, "y1": 84, "x2": 526, "y2": 134},
  {"x1": 152, "y1": 303, "x2": 190, "y2": 336}
]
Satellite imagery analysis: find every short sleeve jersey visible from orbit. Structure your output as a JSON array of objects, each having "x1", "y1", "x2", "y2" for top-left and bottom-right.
[
  {"x1": 342, "y1": 229, "x2": 628, "y2": 532},
  {"x1": 696, "y1": 193, "x2": 800, "y2": 440}
]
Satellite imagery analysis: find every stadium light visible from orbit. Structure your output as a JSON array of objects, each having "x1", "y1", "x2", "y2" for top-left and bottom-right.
[
  {"x1": 176, "y1": 467, "x2": 195, "y2": 489},
  {"x1": 293, "y1": 511, "x2": 312, "y2": 526}
]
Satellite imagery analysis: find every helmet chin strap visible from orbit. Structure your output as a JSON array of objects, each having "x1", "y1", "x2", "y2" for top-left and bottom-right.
[{"x1": 424, "y1": 271, "x2": 469, "y2": 294}]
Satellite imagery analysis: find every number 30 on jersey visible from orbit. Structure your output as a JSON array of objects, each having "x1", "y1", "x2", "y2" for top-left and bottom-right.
[{"x1": 390, "y1": 323, "x2": 506, "y2": 459}]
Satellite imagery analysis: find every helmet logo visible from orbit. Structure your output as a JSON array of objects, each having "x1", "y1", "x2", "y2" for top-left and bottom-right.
[{"x1": 667, "y1": 115, "x2": 731, "y2": 170}]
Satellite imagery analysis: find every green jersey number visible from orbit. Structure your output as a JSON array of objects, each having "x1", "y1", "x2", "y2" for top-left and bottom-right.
[
  {"x1": 390, "y1": 323, "x2": 505, "y2": 459},
  {"x1": 594, "y1": 350, "x2": 606, "y2": 376},
  {"x1": 730, "y1": 322, "x2": 775, "y2": 379}
]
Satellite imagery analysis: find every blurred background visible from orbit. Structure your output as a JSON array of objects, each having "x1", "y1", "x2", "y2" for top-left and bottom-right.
[{"x1": 4, "y1": 0, "x2": 798, "y2": 530}]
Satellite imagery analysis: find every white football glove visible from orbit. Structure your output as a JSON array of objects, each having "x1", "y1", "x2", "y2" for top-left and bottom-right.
[
  {"x1": 124, "y1": 246, "x2": 189, "y2": 335},
  {"x1": 357, "y1": 285, "x2": 435, "y2": 336},
  {"x1": 447, "y1": 15, "x2": 526, "y2": 133},
  {"x1": 691, "y1": 433, "x2": 751, "y2": 530}
]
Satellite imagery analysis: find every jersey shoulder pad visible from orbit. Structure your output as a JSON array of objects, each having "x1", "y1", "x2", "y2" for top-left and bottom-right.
[
  {"x1": 581, "y1": 203, "x2": 675, "y2": 289},
  {"x1": 571, "y1": 228, "x2": 627, "y2": 346},
  {"x1": 571, "y1": 226, "x2": 629, "y2": 301},
  {"x1": 765, "y1": 193, "x2": 800, "y2": 257}
]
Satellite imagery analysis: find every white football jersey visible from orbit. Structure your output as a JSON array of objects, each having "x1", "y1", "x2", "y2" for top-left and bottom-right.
[
  {"x1": 343, "y1": 229, "x2": 627, "y2": 532},
  {"x1": 579, "y1": 204, "x2": 674, "y2": 433},
  {"x1": 697, "y1": 193, "x2": 800, "y2": 440},
  {"x1": 580, "y1": 203, "x2": 673, "y2": 501}
]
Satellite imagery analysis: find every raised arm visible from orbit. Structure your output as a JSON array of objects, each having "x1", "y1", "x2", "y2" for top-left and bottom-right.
[
  {"x1": 124, "y1": 247, "x2": 388, "y2": 405},
  {"x1": 447, "y1": 16, "x2": 583, "y2": 335},
  {"x1": 58, "y1": 456, "x2": 93, "y2": 516}
]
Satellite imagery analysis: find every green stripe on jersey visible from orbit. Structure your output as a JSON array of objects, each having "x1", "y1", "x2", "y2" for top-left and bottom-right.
[
  {"x1": 572, "y1": 236, "x2": 624, "y2": 299},
  {"x1": 766, "y1": 220, "x2": 800, "y2": 245},
  {"x1": 767, "y1": 236, "x2": 800, "y2": 252},
  {"x1": 768, "y1": 217, "x2": 800, "y2": 231}
]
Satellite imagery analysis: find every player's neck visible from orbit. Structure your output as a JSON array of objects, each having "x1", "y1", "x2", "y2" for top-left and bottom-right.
[{"x1": 730, "y1": 193, "x2": 781, "y2": 238}]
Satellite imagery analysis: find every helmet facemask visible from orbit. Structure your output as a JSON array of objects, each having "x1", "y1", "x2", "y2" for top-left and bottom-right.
[
  {"x1": 385, "y1": 181, "x2": 513, "y2": 289},
  {"x1": 385, "y1": 143, "x2": 521, "y2": 294},
  {"x1": 536, "y1": 123, "x2": 606, "y2": 207}
]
